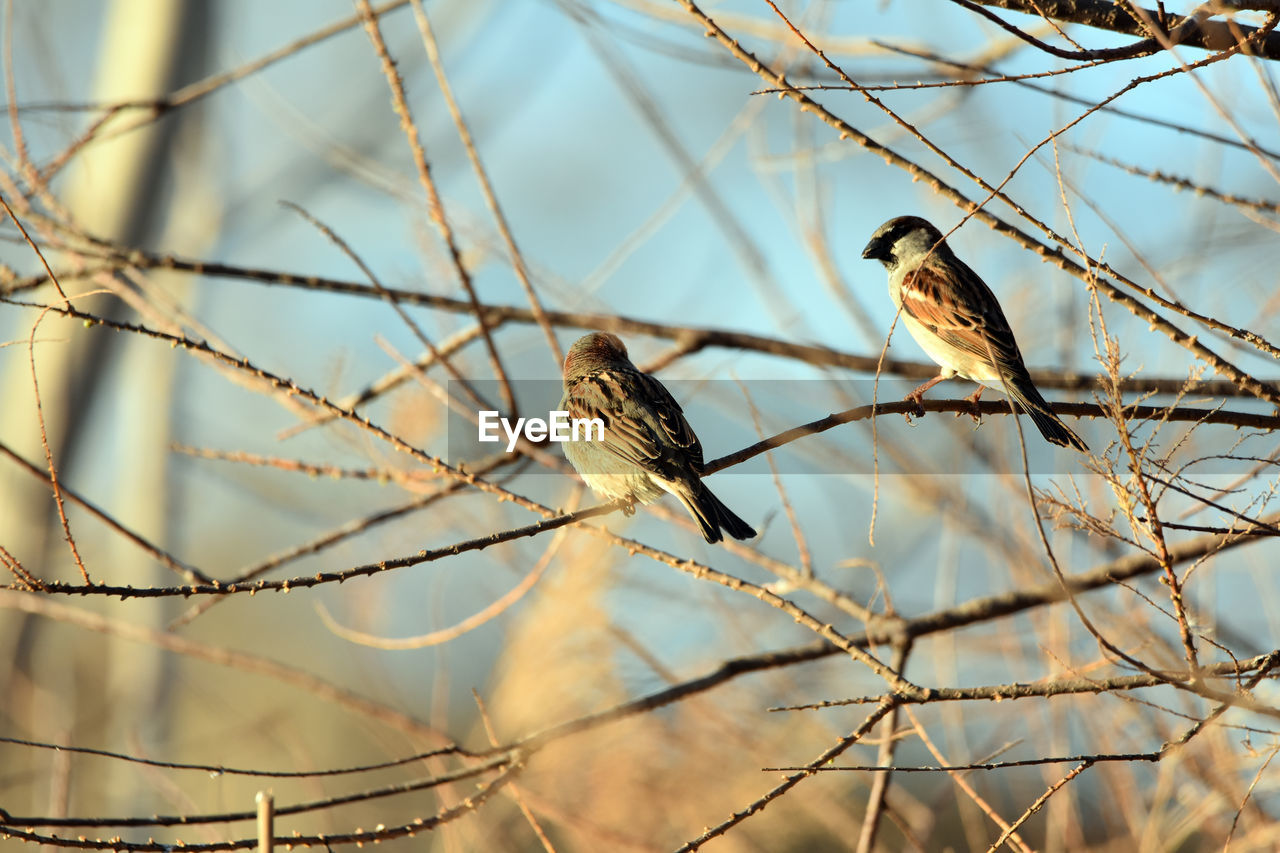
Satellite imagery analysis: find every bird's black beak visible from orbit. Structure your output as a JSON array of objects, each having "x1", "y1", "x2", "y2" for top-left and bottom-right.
[{"x1": 862, "y1": 236, "x2": 889, "y2": 262}]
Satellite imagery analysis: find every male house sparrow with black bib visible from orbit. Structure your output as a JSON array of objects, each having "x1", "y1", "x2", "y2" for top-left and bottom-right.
[
  {"x1": 559, "y1": 332, "x2": 756, "y2": 543},
  {"x1": 861, "y1": 215, "x2": 1087, "y2": 451}
]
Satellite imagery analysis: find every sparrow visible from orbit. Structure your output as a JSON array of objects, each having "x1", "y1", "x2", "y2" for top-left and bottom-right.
[
  {"x1": 861, "y1": 215, "x2": 1087, "y2": 451},
  {"x1": 559, "y1": 332, "x2": 756, "y2": 543}
]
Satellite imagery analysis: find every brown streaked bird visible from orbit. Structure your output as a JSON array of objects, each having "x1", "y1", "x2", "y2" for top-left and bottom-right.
[
  {"x1": 559, "y1": 332, "x2": 756, "y2": 544},
  {"x1": 861, "y1": 215, "x2": 1087, "y2": 451}
]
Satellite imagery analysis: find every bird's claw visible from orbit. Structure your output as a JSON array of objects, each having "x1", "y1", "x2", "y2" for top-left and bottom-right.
[
  {"x1": 903, "y1": 394, "x2": 926, "y2": 421},
  {"x1": 959, "y1": 388, "x2": 984, "y2": 425}
]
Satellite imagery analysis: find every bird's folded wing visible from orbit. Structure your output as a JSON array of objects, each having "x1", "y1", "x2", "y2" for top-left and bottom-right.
[
  {"x1": 632, "y1": 373, "x2": 704, "y2": 467},
  {"x1": 563, "y1": 371, "x2": 705, "y2": 473},
  {"x1": 901, "y1": 264, "x2": 1026, "y2": 373}
]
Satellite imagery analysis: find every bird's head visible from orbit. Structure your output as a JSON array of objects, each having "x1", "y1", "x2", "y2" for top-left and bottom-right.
[
  {"x1": 862, "y1": 215, "x2": 948, "y2": 271},
  {"x1": 563, "y1": 331, "x2": 631, "y2": 382}
]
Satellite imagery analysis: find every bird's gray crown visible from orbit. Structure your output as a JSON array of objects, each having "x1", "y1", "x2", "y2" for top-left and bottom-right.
[
  {"x1": 862, "y1": 215, "x2": 948, "y2": 270},
  {"x1": 563, "y1": 331, "x2": 631, "y2": 383}
]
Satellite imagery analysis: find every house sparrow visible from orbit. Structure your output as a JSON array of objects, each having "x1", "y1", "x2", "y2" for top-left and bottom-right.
[
  {"x1": 559, "y1": 332, "x2": 756, "y2": 543},
  {"x1": 861, "y1": 215, "x2": 1087, "y2": 452}
]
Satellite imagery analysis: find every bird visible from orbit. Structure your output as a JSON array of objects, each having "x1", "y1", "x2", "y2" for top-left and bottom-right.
[
  {"x1": 861, "y1": 215, "x2": 1087, "y2": 451},
  {"x1": 559, "y1": 331, "x2": 757, "y2": 543}
]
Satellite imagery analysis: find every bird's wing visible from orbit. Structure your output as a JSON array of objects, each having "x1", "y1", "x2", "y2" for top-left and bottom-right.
[
  {"x1": 899, "y1": 261, "x2": 1028, "y2": 375},
  {"x1": 632, "y1": 371, "x2": 705, "y2": 470},
  {"x1": 563, "y1": 369, "x2": 705, "y2": 472}
]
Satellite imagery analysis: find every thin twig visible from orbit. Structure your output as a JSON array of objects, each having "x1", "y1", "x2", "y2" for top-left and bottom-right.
[
  {"x1": 410, "y1": 0, "x2": 563, "y2": 368},
  {"x1": 355, "y1": 0, "x2": 516, "y2": 415}
]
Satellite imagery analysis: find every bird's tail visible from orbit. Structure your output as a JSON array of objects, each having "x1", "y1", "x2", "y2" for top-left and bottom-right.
[
  {"x1": 676, "y1": 481, "x2": 756, "y2": 544},
  {"x1": 1009, "y1": 379, "x2": 1088, "y2": 452}
]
